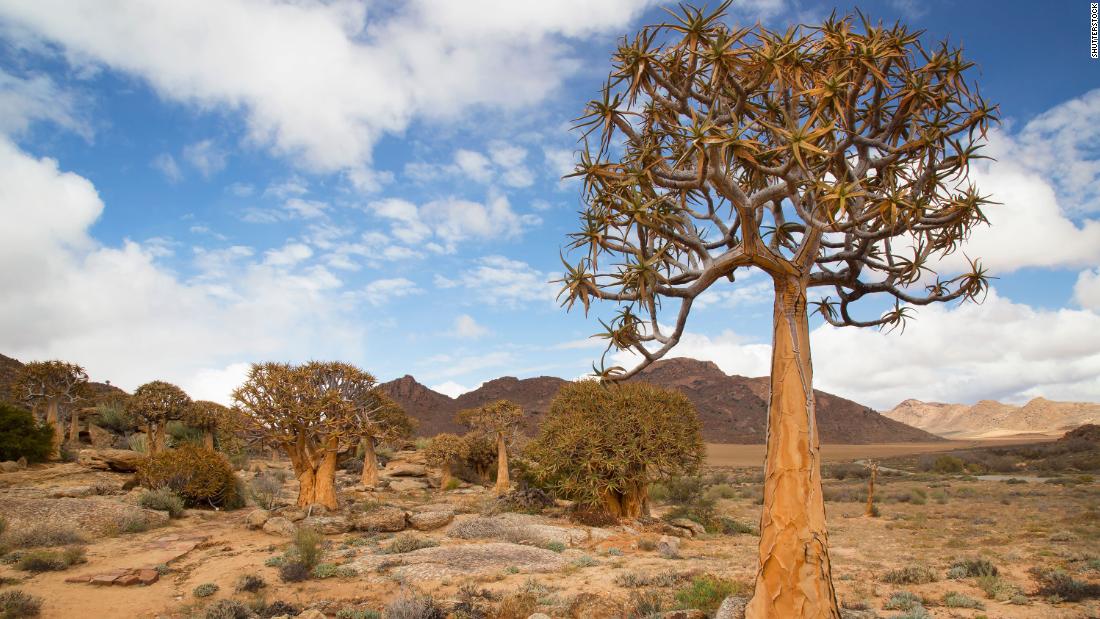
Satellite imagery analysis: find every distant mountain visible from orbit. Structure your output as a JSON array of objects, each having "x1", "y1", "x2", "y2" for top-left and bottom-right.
[
  {"x1": 381, "y1": 357, "x2": 941, "y2": 444},
  {"x1": 881, "y1": 397, "x2": 1100, "y2": 438}
]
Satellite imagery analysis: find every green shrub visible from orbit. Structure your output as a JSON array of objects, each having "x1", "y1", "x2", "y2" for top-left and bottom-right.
[
  {"x1": 249, "y1": 473, "x2": 283, "y2": 510},
  {"x1": 0, "y1": 403, "x2": 53, "y2": 463},
  {"x1": 92, "y1": 401, "x2": 138, "y2": 434},
  {"x1": 541, "y1": 541, "x2": 566, "y2": 553},
  {"x1": 882, "y1": 565, "x2": 937, "y2": 585},
  {"x1": 3, "y1": 524, "x2": 84, "y2": 548},
  {"x1": 203, "y1": 599, "x2": 251, "y2": 619},
  {"x1": 931, "y1": 456, "x2": 965, "y2": 474},
  {"x1": 383, "y1": 589, "x2": 445, "y2": 619},
  {"x1": 1028, "y1": 566, "x2": 1100, "y2": 601},
  {"x1": 312, "y1": 563, "x2": 357, "y2": 579},
  {"x1": 704, "y1": 484, "x2": 738, "y2": 501},
  {"x1": 192, "y1": 582, "x2": 219, "y2": 598},
  {"x1": 948, "y1": 558, "x2": 997, "y2": 578},
  {"x1": 627, "y1": 590, "x2": 665, "y2": 618},
  {"x1": 0, "y1": 589, "x2": 42, "y2": 618},
  {"x1": 673, "y1": 575, "x2": 747, "y2": 614},
  {"x1": 138, "y1": 488, "x2": 186, "y2": 518},
  {"x1": 293, "y1": 527, "x2": 324, "y2": 569},
  {"x1": 278, "y1": 561, "x2": 311, "y2": 583},
  {"x1": 976, "y1": 574, "x2": 1020, "y2": 601},
  {"x1": 383, "y1": 533, "x2": 438, "y2": 555},
  {"x1": 336, "y1": 610, "x2": 381, "y2": 619},
  {"x1": 127, "y1": 433, "x2": 148, "y2": 454},
  {"x1": 942, "y1": 591, "x2": 984, "y2": 609},
  {"x1": 136, "y1": 444, "x2": 243, "y2": 509},
  {"x1": 883, "y1": 591, "x2": 922, "y2": 611},
  {"x1": 235, "y1": 574, "x2": 265, "y2": 593},
  {"x1": 166, "y1": 420, "x2": 204, "y2": 448},
  {"x1": 15, "y1": 547, "x2": 85, "y2": 572}
]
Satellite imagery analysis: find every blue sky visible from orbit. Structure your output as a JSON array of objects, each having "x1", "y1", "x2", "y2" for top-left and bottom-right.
[{"x1": 1, "y1": 0, "x2": 1099, "y2": 410}]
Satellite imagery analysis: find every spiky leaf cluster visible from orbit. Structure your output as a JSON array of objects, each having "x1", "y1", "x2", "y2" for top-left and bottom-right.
[
  {"x1": 526, "y1": 381, "x2": 703, "y2": 506},
  {"x1": 186, "y1": 400, "x2": 229, "y2": 432},
  {"x1": 422, "y1": 433, "x2": 467, "y2": 468},
  {"x1": 128, "y1": 381, "x2": 192, "y2": 428},
  {"x1": 11, "y1": 361, "x2": 90, "y2": 420},
  {"x1": 558, "y1": 5, "x2": 998, "y2": 378},
  {"x1": 455, "y1": 399, "x2": 523, "y2": 440}
]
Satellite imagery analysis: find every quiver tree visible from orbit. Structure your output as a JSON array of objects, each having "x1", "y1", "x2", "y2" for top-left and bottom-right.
[
  {"x1": 11, "y1": 361, "x2": 90, "y2": 459},
  {"x1": 128, "y1": 381, "x2": 192, "y2": 455},
  {"x1": 186, "y1": 400, "x2": 230, "y2": 450},
  {"x1": 526, "y1": 381, "x2": 703, "y2": 518},
  {"x1": 422, "y1": 433, "x2": 465, "y2": 489},
  {"x1": 455, "y1": 399, "x2": 523, "y2": 494},
  {"x1": 557, "y1": 7, "x2": 996, "y2": 617},
  {"x1": 232, "y1": 361, "x2": 377, "y2": 509},
  {"x1": 355, "y1": 390, "x2": 414, "y2": 487}
]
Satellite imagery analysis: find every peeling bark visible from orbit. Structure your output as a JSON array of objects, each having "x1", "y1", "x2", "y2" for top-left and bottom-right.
[
  {"x1": 601, "y1": 481, "x2": 649, "y2": 519},
  {"x1": 494, "y1": 432, "x2": 510, "y2": 495},
  {"x1": 45, "y1": 400, "x2": 61, "y2": 460},
  {"x1": 69, "y1": 410, "x2": 80, "y2": 444},
  {"x1": 361, "y1": 437, "x2": 379, "y2": 487},
  {"x1": 288, "y1": 437, "x2": 340, "y2": 509},
  {"x1": 865, "y1": 462, "x2": 878, "y2": 517},
  {"x1": 746, "y1": 277, "x2": 840, "y2": 619}
]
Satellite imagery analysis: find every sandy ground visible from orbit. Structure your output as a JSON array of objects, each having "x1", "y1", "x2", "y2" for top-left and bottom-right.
[
  {"x1": 1, "y1": 447, "x2": 1097, "y2": 619},
  {"x1": 705, "y1": 438, "x2": 1057, "y2": 467}
]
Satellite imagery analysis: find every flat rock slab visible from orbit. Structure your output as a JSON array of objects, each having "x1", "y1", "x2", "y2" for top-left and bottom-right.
[
  {"x1": 353, "y1": 542, "x2": 566, "y2": 580},
  {"x1": 0, "y1": 496, "x2": 169, "y2": 536}
]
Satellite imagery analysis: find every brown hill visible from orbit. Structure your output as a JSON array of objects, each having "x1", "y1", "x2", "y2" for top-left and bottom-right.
[
  {"x1": 381, "y1": 357, "x2": 940, "y2": 444},
  {"x1": 882, "y1": 397, "x2": 1100, "y2": 438},
  {"x1": 0, "y1": 353, "x2": 127, "y2": 409}
]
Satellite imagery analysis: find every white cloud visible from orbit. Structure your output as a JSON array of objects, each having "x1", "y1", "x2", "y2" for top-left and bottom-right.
[
  {"x1": 369, "y1": 194, "x2": 539, "y2": 253},
  {"x1": 0, "y1": 136, "x2": 366, "y2": 404},
  {"x1": 422, "y1": 350, "x2": 513, "y2": 380},
  {"x1": 443, "y1": 255, "x2": 557, "y2": 308},
  {"x1": 430, "y1": 380, "x2": 474, "y2": 398},
  {"x1": 151, "y1": 153, "x2": 183, "y2": 183},
  {"x1": 0, "y1": 69, "x2": 90, "y2": 139},
  {"x1": 1075, "y1": 268, "x2": 1100, "y2": 311},
  {"x1": 263, "y1": 242, "x2": 312, "y2": 267},
  {"x1": 362, "y1": 277, "x2": 421, "y2": 307},
  {"x1": 406, "y1": 144, "x2": 534, "y2": 188},
  {"x1": 451, "y1": 314, "x2": 489, "y2": 339},
  {"x1": 225, "y1": 182, "x2": 254, "y2": 197},
  {"x1": 453, "y1": 150, "x2": 493, "y2": 183},
  {"x1": 182, "y1": 139, "x2": 227, "y2": 178},
  {"x1": 611, "y1": 329, "x2": 772, "y2": 379},
  {"x1": 0, "y1": 0, "x2": 658, "y2": 175}
]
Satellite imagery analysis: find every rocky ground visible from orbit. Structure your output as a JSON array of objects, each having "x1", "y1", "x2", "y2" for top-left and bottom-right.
[{"x1": 0, "y1": 448, "x2": 1098, "y2": 618}]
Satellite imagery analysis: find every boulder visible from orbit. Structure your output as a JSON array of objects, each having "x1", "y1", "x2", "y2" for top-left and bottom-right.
[
  {"x1": 669, "y1": 518, "x2": 706, "y2": 536},
  {"x1": 0, "y1": 461, "x2": 21, "y2": 473},
  {"x1": 304, "y1": 503, "x2": 328, "y2": 516},
  {"x1": 409, "y1": 510, "x2": 454, "y2": 531},
  {"x1": 245, "y1": 509, "x2": 272, "y2": 529},
  {"x1": 389, "y1": 478, "x2": 429, "y2": 492},
  {"x1": 276, "y1": 507, "x2": 307, "y2": 522},
  {"x1": 656, "y1": 535, "x2": 681, "y2": 557},
  {"x1": 88, "y1": 425, "x2": 116, "y2": 449},
  {"x1": 77, "y1": 449, "x2": 145, "y2": 472},
  {"x1": 714, "y1": 596, "x2": 747, "y2": 619},
  {"x1": 351, "y1": 542, "x2": 566, "y2": 580},
  {"x1": 382, "y1": 463, "x2": 427, "y2": 477},
  {"x1": 262, "y1": 516, "x2": 297, "y2": 537},
  {"x1": 657, "y1": 522, "x2": 693, "y2": 538},
  {"x1": 300, "y1": 515, "x2": 351, "y2": 535},
  {"x1": 352, "y1": 507, "x2": 407, "y2": 532}
]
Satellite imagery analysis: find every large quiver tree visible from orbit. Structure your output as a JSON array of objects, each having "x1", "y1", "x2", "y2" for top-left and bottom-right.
[
  {"x1": 455, "y1": 399, "x2": 523, "y2": 495},
  {"x1": 186, "y1": 400, "x2": 230, "y2": 450},
  {"x1": 557, "y1": 6, "x2": 997, "y2": 618},
  {"x1": 128, "y1": 381, "x2": 192, "y2": 455},
  {"x1": 232, "y1": 361, "x2": 376, "y2": 509},
  {"x1": 11, "y1": 360, "x2": 89, "y2": 459}
]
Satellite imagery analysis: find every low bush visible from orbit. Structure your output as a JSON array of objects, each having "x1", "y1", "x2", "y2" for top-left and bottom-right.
[
  {"x1": 948, "y1": 558, "x2": 997, "y2": 578},
  {"x1": 881, "y1": 565, "x2": 937, "y2": 585},
  {"x1": 0, "y1": 590, "x2": 42, "y2": 618},
  {"x1": 0, "y1": 403, "x2": 53, "y2": 463},
  {"x1": 293, "y1": 527, "x2": 324, "y2": 569},
  {"x1": 256, "y1": 601, "x2": 300, "y2": 618},
  {"x1": 1029, "y1": 566, "x2": 1100, "y2": 601},
  {"x1": 204, "y1": 600, "x2": 251, "y2": 619},
  {"x1": 883, "y1": 591, "x2": 922, "y2": 611},
  {"x1": 383, "y1": 589, "x2": 446, "y2": 619},
  {"x1": 673, "y1": 575, "x2": 747, "y2": 615},
  {"x1": 249, "y1": 473, "x2": 283, "y2": 510},
  {"x1": 312, "y1": 563, "x2": 357, "y2": 579},
  {"x1": 136, "y1": 444, "x2": 244, "y2": 509},
  {"x1": 15, "y1": 547, "x2": 85, "y2": 572},
  {"x1": 235, "y1": 574, "x2": 265, "y2": 593},
  {"x1": 138, "y1": 488, "x2": 186, "y2": 518},
  {"x1": 383, "y1": 533, "x2": 438, "y2": 555},
  {"x1": 91, "y1": 400, "x2": 138, "y2": 434},
  {"x1": 451, "y1": 582, "x2": 495, "y2": 619},
  {"x1": 279, "y1": 561, "x2": 311, "y2": 583},
  {"x1": 192, "y1": 583, "x2": 219, "y2": 598},
  {"x1": 336, "y1": 610, "x2": 381, "y2": 619},
  {"x1": 3, "y1": 524, "x2": 84, "y2": 548},
  {"x1": 942, "y1": 591, "x2": 984, "y2": 609},
  {"x1": 627, "y1": 590, "x2": 665, "y2": 618}
]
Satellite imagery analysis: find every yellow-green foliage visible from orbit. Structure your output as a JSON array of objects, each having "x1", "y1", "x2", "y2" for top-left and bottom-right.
[
  {"x1": 422, "y1": 433, "x2": 466, "y2": 468},
  {"x1": 526, "y1": 380, "x2": 703, "y2": 506},
  {"x1": 128, "y1": 381, "x2": 192, "y2": 429},
  {"x1": 136, "y1": 443, "x2": 243, "y2": 508}
]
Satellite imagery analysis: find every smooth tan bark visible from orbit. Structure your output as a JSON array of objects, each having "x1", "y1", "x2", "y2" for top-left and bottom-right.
[
  {"x1": 152, "y1": 424, "x2": 167, "y2": 454},
  {"x1": 361, "y1": 437, "x2": 379, "y2": 487},
  {"x1": 46, "y1": 400, "x2": 61, "y2": 460},
  {"x1": 313, "y1": 448, "x2": 339, "y2": 509},
  {"x1": 865, "y1": 462, "x2": 878, "y2": 517},
  {"x1": 493, "y1": 432, "x2": 510, "y2": 495},
  {"x1": 288, "y1": 438, "x2": 340, "y2": 510},
  {"x1": 600, "y1": 481, "x2": 648, "y2": 519},
  {"x1": 69, "y1": 410, "x2": 80, "y2": 444},
  {"x1": 746, "y1": 277, "x2": 840, "y2": 619},
  {"x1": 440, "y1": 462, "x2": 453, "y2": 489}
]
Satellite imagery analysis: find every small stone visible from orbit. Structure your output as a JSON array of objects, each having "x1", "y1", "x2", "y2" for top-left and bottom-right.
[
  {"x1": 0, "y1": 461, "x2": 20, "y2": 473},
  {"x1": 383, "y1": 463, "x2": 427, "y2": 477},
  {"x1": 278, "y1": 507, "x2": 307, "y2": 522},
  {"x1": 352, "y1": 506, "x2": 407, "y2": 532},
  {"x1": 90, "y1": 571, "x2": 127, "y2": 586},
  {"x1": 656, "y1": 535, "x2": 681, "y2": 557},
  {"x1": 662, "y1": 611, "x2": 706, "y2": 619},
  {"x1": 77, "y1": 449, "x2": 146, "y2": 472},
  {"x1": 304, "y1": 503, "x2": 327, "y2": 516},
  {"x1": 409, "y1": 510, "x2": 454, "y2": 531},
  {"x1": 51, "y1": 486, "x2": 97, "y2": 498},
  {"x1": 137, "y1": 569, "x2": 160, "y2": 585},
  {"x1": 300, "y1": 515, "x2": 351, "y2": 535},
  {"x1": 669, "y1": 518, "x2": 705, "y2": 536},
  {"x1": 262, "y1": 516, "x2": 297, "y2": 537},
  {"x1": 246, "y1": 509, "x2": 272, "y2": 529},
  {"x1": 115, "y1": 573, "x2": 140, "y2": 586},
  {"x1": 389, "y1": 478, "x2": 429, "y2": 492},
  {"x1": 713, "y1": 596, "x2": 748, "y2": 619}
]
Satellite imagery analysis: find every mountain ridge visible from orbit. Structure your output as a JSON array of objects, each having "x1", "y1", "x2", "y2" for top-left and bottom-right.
[{"x1": 881, "y1": 396, "x2": 1100, "y2": 438}]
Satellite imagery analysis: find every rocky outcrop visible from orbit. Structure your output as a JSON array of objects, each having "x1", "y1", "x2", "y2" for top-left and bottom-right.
[{"x1": 77, "y1": 449, "x2": 145, "y2": 472}]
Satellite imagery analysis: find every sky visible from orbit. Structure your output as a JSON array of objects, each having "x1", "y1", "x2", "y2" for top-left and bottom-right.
[{"x1": 1, "y1": 0, "x2": 1099, "y2": 411}]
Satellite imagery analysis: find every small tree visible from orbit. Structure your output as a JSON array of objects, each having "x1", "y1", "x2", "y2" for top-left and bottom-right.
[
  {"x1": 186, "y1": 400, "x2": 230, "y2": 450},
  {"x1": 527, "y1": 381, "x2": 703, "y2": 518},
  {"x1": 11, "y1": 361, "x2": 89, "y2": 459},
  {"x1": 233, "y1": 361, "x2": 377, "y2": 509},
  {"x1": 355, "y1": 390, "x2": 415, "y2": 488},
  {"x1": 0, "y1": 402, "x2": 54, "y2": 462},
  {"x1": 455, "y1": 399, "x2": 523, "y2": 494},
  {"x1": 422, "y1": 433, "x2": 466, "y2": 489},
  {"x1": 557, "y1": 7, "x2": 996, "y2": 616},
  {"x1": 128, "y1": 381, "x2": 192, "y2": 455}
]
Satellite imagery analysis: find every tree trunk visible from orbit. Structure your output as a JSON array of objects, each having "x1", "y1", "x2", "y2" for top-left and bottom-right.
[
  {"x1": 312, "y1": 448, "x2": 339, "y2": 509},
  {"x1": 600, "y1": 481, "x2": 648, "y2": 519},
  {"x1": 440, "y1": 462, "x2": 453, "y2": 489},
  {"x1": 361, "y1": 437, "x2": 379, "y2": 487},
  {"x1": 289, "y1": 440, "x2": 340, "y2": 510},
  {"x1": 494, "y1": 432, "x2": 510, "y2": 495},
  {"x1": 746, "y1": 277, "x2": 840, "y2": 619},
  {"x1": 865, "y1": 462, "x2": 878, "y2": 517},
  {"x1": 69, "y1": 409, "x2": 80, "y2": 444},
  {"x1": 203, "y1": 429, "x2": 215, "y2": 450},
  {"x1": 152, "y1": 423, "x2": 167, "y2": 454},
  {"x1": 46, "y1": 400, "x2": 61, "y2": 460}
]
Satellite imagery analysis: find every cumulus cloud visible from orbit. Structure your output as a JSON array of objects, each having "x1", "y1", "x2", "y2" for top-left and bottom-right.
[
  {"x1": 1074, "y1": 268, "x2": 1100, "y2": 311},
  {"x1": 368, "y1": 194, "x2": 539, "y2": 253},
  {"x1": 406, "y1": 143, "x2": 534, "y2": 188},
  {"x1": 362, "y1": 277, "x2": 422, "y2": 306},
  {"x1": 430, "y1": 380, "x2": 475, "y2": 398},
  {"x1": 440, "y1": 255, "x2": 558, "y2": 308},
  {"x1": 182, "y1": 139, "x2": 227, "y2": 178},
  {"x1": 0, "y1": 68, "x2": 90, "y2": 139},
  {"x1": 450, "y1": 314, "x2": 490, "y2": 339},
  {"x1": 0, "y1": 0, "x2": 659, "y2": 176}
]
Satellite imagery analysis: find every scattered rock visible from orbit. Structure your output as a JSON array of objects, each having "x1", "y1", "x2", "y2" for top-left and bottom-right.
[
  {"x1": 669, "y1": 518, "x2": 706, "y2": 536},
  {"x1": 262, "y1": 516, "x2": 297, "y2": 537},
  {"x1": 0, "y1": 461, "x2": 22, "y2": 473},
  {"x1": 714, "y1": 596, "x2": 747, "y2": 619},
  {"x1": 137, "y1": 569, "x2": 159, "y2": 585},
  {"x1": 50, "y1": 486, "x2": 98, "y2": 498},
  {"x1": 383, "y1": 463, "x2": 427, "y2": 477},
  {"x1": 656, "y1": 535, "x2": 681, "y2": 557},
  {"x1": 304, "y1": 503, "x2": 328, "y2": 516},
  {"x1": 388, "y1": 478, "x2": 429, "y2": 492},
  {"x1": 88, "y1": 425, "x2": 116, "y2": 448},
  {"x1": 657, "y1": 522, "x2": 693, "y2": 538},
  {"x1": 246, "y1": 509, "x2": 272, "y2": 529},
  {"x1": 409, "y1": 510, "x2": 454, "y2": 531},
  {"x1": 300, "y1": 515, "x2": 350, "y2": 535},
  {"x1": 352, "y1": 506, "x2": 407, "y2": 532},
  {"x1": 278, "y1": 507, "x2": 307, "y2": 522},
  {"x1": 296, "y1": 610, "x2": 326, "y2": 619},
  {"x1": 77, "y1": 449, "x2": 145, "y2": 472}
]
